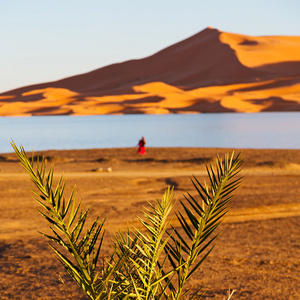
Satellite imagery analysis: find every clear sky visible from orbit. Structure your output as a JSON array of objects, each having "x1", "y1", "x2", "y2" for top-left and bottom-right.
[{"x1": 1, "y1": 0, "x2": 299, "y2": 93}]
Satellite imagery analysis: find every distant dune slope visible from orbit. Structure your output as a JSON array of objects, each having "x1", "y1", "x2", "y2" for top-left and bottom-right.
[{"x1": 1, "y1": 27, "x2": 300, "y2": 116}]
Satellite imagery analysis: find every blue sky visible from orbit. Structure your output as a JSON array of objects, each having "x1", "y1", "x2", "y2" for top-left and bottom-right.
[{"x1": 1, "y1": 0, "x2": 299, "y2": 93}]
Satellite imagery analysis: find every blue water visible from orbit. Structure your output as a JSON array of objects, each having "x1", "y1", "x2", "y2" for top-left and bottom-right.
[{"x1": 1, "y1": 112, "x2": 300, "y2": 153}]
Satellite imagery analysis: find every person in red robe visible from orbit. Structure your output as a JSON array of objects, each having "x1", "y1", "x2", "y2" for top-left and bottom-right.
[{"x1": 137, "y1": 136, "x2": 146, "y2": 155}]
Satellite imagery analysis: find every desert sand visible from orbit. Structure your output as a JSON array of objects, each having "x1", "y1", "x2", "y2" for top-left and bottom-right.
[
  {"x1": 0, "y1": 147, "x2": 300, "y2": 299},
  {"x1": 1, "y1": 27, "x2": 300, "y2": 116}
]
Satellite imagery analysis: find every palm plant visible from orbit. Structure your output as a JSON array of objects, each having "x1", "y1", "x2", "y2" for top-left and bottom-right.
[{"x1": 12, "y1": 141, "x2": 243, "y2": 299}]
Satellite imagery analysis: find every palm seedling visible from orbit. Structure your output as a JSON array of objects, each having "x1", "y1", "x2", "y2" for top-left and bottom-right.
[{"x1": 12, "y1": 141, "x2": 243, "y2": 299}]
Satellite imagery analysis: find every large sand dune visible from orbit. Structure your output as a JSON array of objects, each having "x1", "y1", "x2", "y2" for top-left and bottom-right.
[{"x1": 1, "y1": 27, "x2": 300, "y2": 116}]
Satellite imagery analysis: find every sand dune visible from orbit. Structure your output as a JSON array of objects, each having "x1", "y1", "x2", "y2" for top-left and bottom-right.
[
  {"x1": 220, "y1": 32, "x2": 300, "y2": 68},
  {"x1": 1, "y1": 27, "x2": 300, "y2": 116}
]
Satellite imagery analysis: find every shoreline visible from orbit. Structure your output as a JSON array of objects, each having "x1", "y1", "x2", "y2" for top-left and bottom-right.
[{"x1": 2, "y1": 146, "x2": 300, "y2": 156}]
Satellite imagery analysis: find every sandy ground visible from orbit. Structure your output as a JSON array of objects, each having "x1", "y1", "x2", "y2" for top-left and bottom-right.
[{"x1": 0, "y1": 147, "x2": 300, "y2": 299}]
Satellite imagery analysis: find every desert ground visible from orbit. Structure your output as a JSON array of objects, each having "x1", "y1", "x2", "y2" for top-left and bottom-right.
[{"x1": 0, "y1": 147, "x2": 300, "y2": 299}]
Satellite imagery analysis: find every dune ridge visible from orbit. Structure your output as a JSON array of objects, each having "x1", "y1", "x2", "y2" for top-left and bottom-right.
[{"x1": 1, "y1": 27, "x2": 300, "y2": 116}]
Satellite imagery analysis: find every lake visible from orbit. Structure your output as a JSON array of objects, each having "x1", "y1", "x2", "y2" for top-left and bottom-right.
[{"x1": 1, "y1": 112, "x2": 300, "y2": 154}]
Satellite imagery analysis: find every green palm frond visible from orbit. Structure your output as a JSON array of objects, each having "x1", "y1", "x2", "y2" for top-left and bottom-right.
[
  {"x1": 113, "y1": 187, "x2": 180, "y2": 299},
  {"x1": 12, "y1": 140, "x2": 242, "y2": 300},
  {"x1": 165, "y1": 152, "x2": 243, "y2": 299},
  {"x1": 11, "y1": 141, "x2": 130, "y2": 300}
]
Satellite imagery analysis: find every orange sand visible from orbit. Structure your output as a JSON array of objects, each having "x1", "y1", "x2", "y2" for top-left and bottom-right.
[{"x1": 1, "y1": 28, "x2": 300, "y2": 116}]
